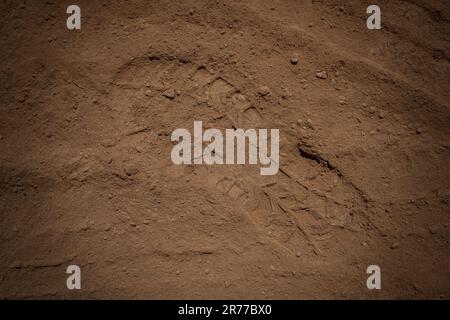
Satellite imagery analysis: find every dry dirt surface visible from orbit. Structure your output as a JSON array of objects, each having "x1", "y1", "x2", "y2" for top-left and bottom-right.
[{"x1": 0, "y1": 0, "x2": 449, "y2": 299}]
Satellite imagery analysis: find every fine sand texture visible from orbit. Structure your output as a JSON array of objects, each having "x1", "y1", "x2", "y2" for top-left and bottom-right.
[{"x1": 0, "y1": 0, "x2": 449, "y2": 299}]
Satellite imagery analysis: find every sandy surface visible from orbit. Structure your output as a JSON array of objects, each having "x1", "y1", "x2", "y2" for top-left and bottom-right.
[{"x1": 0, "y1": 0, "x2": 449, "y2": 299}]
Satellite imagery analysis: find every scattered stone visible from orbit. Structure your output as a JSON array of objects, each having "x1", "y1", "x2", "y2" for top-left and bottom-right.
[
  {"x1": 224, "y1": 280, "x2": 231, "y2": 288},
  {"x1": 428, "y1": 226, "x2": 437, "y2": 234},
  {"x1": 390, "y1": 242, "x2": 399, "y2": 249},
  {"x1": 143, "y1": 219, "x2": 149, "y2": 225},
  {"x1": 368, "y1": 106, "x2": 377, "y2": 114},
  {"x1": 101, "y1": 138, "x2": 117, "y2": 148},
  {"x1": 290, "y1": 55, "x2": 299, "y2": 65},
  {"x1": 205, "y1": 268, "x2": 210, "y2": 274},
  {"x1": 379, "y1": 111, "x2": 386, "y2": 119},
  {"x1": 125, "y1": 166, "x2": 139, "y2": 176},
  {"x1": 92, "y1": 98, "x2": 98, "y2": 104},
  {"x1": 416, "y1": 127, "x2": 423, "y2": 134},
  {"x1": 176, "y1": 270, "x2": 180, "y2": 275},
  {"x1": 17, "y1": 94, "x2": 26, "y2": 103},
  {"x1": 257, "y1": 86, "x2": 270, "y2": 96},
  {"x1": 136, "y1": 146, "x2": 144, "y2": 153},
  {"x1": 296, "y1": 250, "x2": 301, "y2": 257},
  {"x1": 162, "y1": 88, "x2": 176, "y2": 100},
  {"x1": 104, "y1": 225, "x2": 111, "y2": 232},
  {"x1": 145, "y1": 89, "x2": 152, "y2": 97},
  {"x1": 130, "y1": 222, "x2": 137, "y2": 227},
  {"x1": 316, "y1": 71, "x2": 328, "y2": 79}
]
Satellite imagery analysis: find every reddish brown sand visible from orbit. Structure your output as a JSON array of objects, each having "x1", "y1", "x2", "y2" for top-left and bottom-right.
[{"x1": 0, "y1": 0, "x2": 449, "y2": 299}]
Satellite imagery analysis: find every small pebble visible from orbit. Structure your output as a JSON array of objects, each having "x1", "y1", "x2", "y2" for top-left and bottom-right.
[
  {"x1": 136, "y1": 146, "x2": 144, "y2": 153},
  {"x1": 316, "y1": 71, "x2": 328, "y2": 79},
  {"x1": 162, "y1": 88, "x2": 176, "y2": 100},
  {"x1": 257, "y1": 86, "x2": 270, "y2": 96}
]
